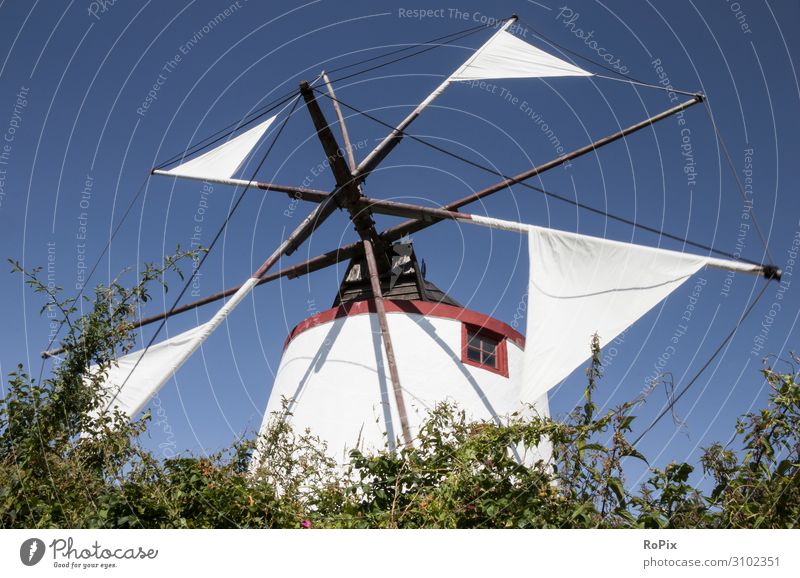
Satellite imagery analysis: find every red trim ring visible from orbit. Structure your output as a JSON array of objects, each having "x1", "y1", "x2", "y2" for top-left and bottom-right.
[{"x1": 283, "y1": 299, "x2": 525, "y2": 351}]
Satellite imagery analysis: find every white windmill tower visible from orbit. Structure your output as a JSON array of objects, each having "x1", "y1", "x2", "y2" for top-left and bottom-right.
[{"x1": 46, "y1": 16, "x2": 781, "y2": 463}]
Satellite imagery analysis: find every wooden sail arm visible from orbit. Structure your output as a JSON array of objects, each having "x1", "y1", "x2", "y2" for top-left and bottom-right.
[
  {"x1": 363, "y1": 239, "x2": 413, "y2": 448},
  {"x1": 322, "y1": 72, "x2": 357, "y2": 170},
  {"x1": 150, "y1": 171, "x2": 331, "y2": 202},
  {"x1": 259, "y1": 93, "x2": 708, "y2": 284},
  {"x1": 380, "y1": 94, "x2": 705, "y2": 242}
]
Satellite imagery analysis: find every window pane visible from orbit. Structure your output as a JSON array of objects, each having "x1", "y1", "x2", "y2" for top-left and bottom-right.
[
  {"x1": 467, "y1": 346, "x2": 482, "y2": 362},
  {"x1": 464, "y1": 326, "x2": 502, "y2": 370}
]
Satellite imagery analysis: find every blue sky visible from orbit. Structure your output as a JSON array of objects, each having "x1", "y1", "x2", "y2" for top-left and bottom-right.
[{"x1": 0, "y1": 0, "x2": 798, "y2": 486}]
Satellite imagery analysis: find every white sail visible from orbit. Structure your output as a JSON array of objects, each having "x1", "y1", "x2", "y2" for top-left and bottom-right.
[
  {"x1": 468, "y1": 216, "x2": 763, "y2": 403},
  {"x1": 91, "y1": 277, "x2": 260, "y2": 419},
  {"x1": 450, "y1": 30, "x2": 592, "y2": 81},
  {"x1": 356, "y1": 20, "x2": 591, "y2": 176},
  {"x1": 90, "y1": 322, "x2": 212, "y2": 418},
  {"x1": 165, "y1": 116, "x2": 276, "y2": 180}
]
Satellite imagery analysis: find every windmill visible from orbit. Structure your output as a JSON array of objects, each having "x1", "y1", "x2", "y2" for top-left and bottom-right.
[{"x1": 45, "y1": 15, "x2": 780, "y2": 462}]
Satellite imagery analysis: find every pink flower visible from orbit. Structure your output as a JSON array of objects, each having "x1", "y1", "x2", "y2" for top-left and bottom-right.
[{"x1": 301, "y1": 519, "x2": 312, "y2": 529}]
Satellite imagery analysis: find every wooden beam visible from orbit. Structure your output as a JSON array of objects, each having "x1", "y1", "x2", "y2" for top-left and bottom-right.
[
  {"x1": 363, "y1": 239, "x2": 413, "y2": 448},
  {"x1": 299, "y1": 80, "x2": 389, "y2": 266},
  {"x1": 322, "y1": 73, "x2": 357, "y2": 170},
  {"x1": 380, "y1": 94, "x2": 705, "y2": 242}
]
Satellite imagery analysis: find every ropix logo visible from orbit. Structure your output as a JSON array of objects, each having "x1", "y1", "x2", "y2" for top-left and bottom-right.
[{"x1": 20, "y1": 538, "x2": 46, "y2": 566}]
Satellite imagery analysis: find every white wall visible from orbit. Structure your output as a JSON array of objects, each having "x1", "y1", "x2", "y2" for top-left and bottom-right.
[{"x1": 259, "y1": 309, "x2": 550, "y2": 464}]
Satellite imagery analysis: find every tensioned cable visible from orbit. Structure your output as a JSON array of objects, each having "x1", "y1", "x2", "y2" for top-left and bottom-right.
[
  {"x1": 154, "y1": 90, "x2": 301, "y2": 171},
  {"x1": 702, "y1": 100, "x2": 775, "y2": 265},
  {"x1": 324, "y1": 21, "x2": 494, "y2": 77},
  {"x1": 631, "y1": 280, "x2": 770, "y2": 447},
  {"x1": 102, "y1": 92, "x2": 305, "y2": 410},
  {"x1": 315, "y1": 88, "x2": 762, "y2": 265},
  {"x1": 325, "y1": 23, "x2": 495, "y2": 85},
  {"x1": 518, "y1": 16, "x2": 648, "y2": 82},
  {"x1": 154, "y1": 21, "x2": 501, "y2": 171},
  {"x1": 592, "y1": 73, "x2": 700, "y2": 97},
  {"x1": 517, "y1": 17, "x2": 700, "y2": 97}
]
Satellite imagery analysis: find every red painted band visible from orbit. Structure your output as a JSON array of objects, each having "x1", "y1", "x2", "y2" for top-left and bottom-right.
[{"x1": 283, "y1": 299, "x2": 525, "y2": 351}]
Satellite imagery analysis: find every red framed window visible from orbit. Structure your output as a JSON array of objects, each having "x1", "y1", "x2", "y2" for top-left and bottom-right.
[{"x1": 461, "y1": 323, "x2": 508, "y2": 377}]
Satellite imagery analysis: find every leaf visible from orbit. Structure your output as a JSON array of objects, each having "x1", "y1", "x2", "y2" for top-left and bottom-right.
[
  {"x1": 607, "y1": 477, "x2": 626, "y2": 507},
  {"x1": 621, "y1": 447, "x2": 649, "y2": 464}
]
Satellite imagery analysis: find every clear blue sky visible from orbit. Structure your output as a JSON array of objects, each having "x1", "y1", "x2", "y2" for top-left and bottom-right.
[{"x1": 0, "y1": 0, "x2": 798, "y2": 487}]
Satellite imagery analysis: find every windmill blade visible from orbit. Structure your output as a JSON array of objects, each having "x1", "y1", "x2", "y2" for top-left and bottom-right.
[
  {"x1": 159, "y1": 115, "x2": 277, "y2": 181},
  {"x1": 63, "y1": 194, "x2": 775, "y2": 347},
  {"x1": 448, "y1": 27, "x2": 591, "y2": 81},
  {"x1": 460, "y1": 216, "x2": 773, "y2": 402}
]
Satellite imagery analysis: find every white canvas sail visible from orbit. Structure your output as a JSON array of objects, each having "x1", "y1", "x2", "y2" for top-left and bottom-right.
[
  {"x1": 91, "y1": 278, "x2": 260, "y2": 419},
  {"x1": 521, "y1": 226, "x2": 706, "y2": 403},
  {"x1": 356, "y1": 19, "x2": 592, "y2": 176},
  {"x1": 450, "y1": 30, "x2": 592, "y2": 81},
  {"x1": 90, "y1": 322, "x2": 212, "y2": 417},
  {"x1": 165, "y1": 115, "x2": 276, "y2": 180},
  {"x1": 468, "y1": 216, "x2": 763, "y2": 403}
]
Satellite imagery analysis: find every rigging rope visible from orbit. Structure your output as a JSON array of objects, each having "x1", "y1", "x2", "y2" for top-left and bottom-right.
[
  {"x1": 154, "y1": 90, "x2": 301, "y2": 171},
  {"x1": 631, "y1": 279, "x2": 770, "y2": 447},
  {"x1": 314, "y1": 87, "x2": 763, "y2": 266},
  {"x1": 702, "y1": 99, "x2": 776, "y2": 265},
  {"x1": 325, "y1": 24, "x2": 494, "y2": 85},
  {"x1": 516, "y1": 17, "x2": 700, "y2": 97}
]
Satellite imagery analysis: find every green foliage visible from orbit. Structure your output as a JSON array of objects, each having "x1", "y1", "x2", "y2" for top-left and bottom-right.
[{"x1": 1, "y1": 260, "x2": 799, "y2": 528}]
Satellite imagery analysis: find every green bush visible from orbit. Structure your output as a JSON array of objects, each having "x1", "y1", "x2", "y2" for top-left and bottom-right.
[{"x1": 1, "y1": 258, "x2": 798, "y2": 528}]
